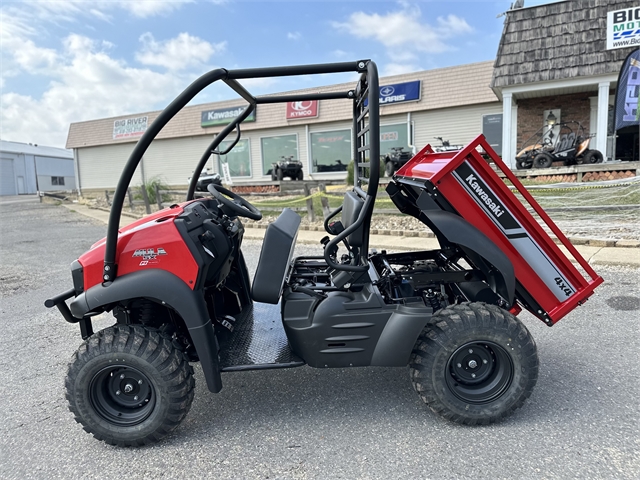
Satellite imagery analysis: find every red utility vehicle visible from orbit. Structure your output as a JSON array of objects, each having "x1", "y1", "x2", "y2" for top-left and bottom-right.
[{"x1": 46, "y1": 61, "x2": 603, "y2": 447}]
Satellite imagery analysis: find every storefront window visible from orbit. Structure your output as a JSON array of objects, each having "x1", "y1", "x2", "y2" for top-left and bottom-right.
[
  {"x1": 217, "y1": 139, "x2": 251, "y2": 177},
  {"x1": 379, "y1": 123, "x2": 409, "y2": 156},
  {"x1": 310, "y1": 129, "x2": 351, "y2": 173},
  {"x1": 261, "y1": 135, "x2": 298, "y2": 175}
]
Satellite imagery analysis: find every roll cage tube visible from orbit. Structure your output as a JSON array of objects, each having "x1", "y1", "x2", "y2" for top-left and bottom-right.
[
  {"x1": 323, "y1": 60, "x2": 380, "y2": 273},
  {"x1": 102, "y1": 61, "x2": 371, "y2": 282}
]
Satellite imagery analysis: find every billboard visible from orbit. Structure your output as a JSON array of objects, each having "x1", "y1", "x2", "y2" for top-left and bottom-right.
[
  {"x1": 613, "y1": 48, "x2": 640, "y2": 131},
  {"x1": 607, "y1": 7, "x2": 640, "y2": 50},
  {"x1": 201, "y1": 106, "x2": 256, "y2": 127}
]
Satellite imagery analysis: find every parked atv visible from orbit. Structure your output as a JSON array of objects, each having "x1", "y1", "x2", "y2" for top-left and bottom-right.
[
  {"x1": 432, "y1": 136, "x2": 463, "y2": 153},
  {"x1": 383, "y1": 147, "x2": 412, "y2": 176},
  {"x1": 46, "y1": 60, "x2": 603, "y2": 447},
  {"x1": 515, "y1": 121, "x2": 603, "y2": 169},
  {"x1": 271, "y1": 155, "x2": 303, "y2": 181},
  {"x1": 194, "y1": 169, "x2": 222, "y2": 191}
]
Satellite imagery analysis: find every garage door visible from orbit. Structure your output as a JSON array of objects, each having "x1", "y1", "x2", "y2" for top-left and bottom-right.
[{"x1": 0, "y1": 159, "x2": 17, "y2": 195}]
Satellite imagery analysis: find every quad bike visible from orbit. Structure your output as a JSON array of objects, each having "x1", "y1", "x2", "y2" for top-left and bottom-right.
[
  {"x1": 271, "y1": 155, "x2": 303, "y2": 181},
  {"x1": 383, "y1": 147, "x2": 412, "y2": 176},
  {"x1": 432, "y1": 136, "x2": 463, "y2": 153},
  {"x1": 194, "y1": 169, "x2": 222, "y2": 192},
  {"x1": 515, "y1": 121, "x2": 604, "y2": 169},
  {"x1": 46, "y1": 60, "x2": 603, "y2": 447}
]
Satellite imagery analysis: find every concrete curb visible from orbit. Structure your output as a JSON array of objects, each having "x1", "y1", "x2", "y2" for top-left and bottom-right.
[{"x1": 61, "y1": 203, "x2": 640, "y2": 268}]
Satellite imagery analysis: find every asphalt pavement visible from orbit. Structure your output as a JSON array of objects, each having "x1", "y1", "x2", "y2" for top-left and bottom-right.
[{"x1": 1, "y1": 201, "x2": 639, "y2": 479}]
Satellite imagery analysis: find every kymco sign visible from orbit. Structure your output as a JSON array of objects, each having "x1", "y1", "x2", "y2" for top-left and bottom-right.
[{"x1": 286, "y1": 100, "x2": 319, "y2": 120}]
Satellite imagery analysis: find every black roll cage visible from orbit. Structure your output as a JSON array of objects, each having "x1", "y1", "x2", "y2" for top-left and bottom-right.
[{"x1": 103, "y1": 60, "x2": 380, "y2": 282}]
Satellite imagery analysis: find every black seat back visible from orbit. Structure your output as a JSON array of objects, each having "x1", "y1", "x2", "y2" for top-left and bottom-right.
[
  {"x1": 341, "y1": 191, "x2": 365, "y2": 247},
  {"x1": 251, "y1": 208, "x2": 301, "y2": 304}
]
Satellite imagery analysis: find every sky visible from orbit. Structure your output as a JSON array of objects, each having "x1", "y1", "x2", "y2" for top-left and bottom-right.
[{"x1": 0, "y1": 0, "x2": 555, "y2": 148}]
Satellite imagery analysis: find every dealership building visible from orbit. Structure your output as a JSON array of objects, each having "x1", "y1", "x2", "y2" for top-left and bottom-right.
[{"x1": 66, "y1": 0, "x2": 638, "y2": 192}]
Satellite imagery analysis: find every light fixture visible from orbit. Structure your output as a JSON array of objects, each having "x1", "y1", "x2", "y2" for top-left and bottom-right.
[{"x1": 546, "y1": 111, "x2": 557, "y2": 126}]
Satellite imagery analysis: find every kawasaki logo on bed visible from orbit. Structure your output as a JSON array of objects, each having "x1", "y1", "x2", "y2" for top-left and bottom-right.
[
  {"x1": 201, "y1": 106, "x2": 256, "y2": 127},
  {"x1": 455, "y1": 162, "x2": 519, "y2": 230},
  {"x1": 453, "y1": 161, "x2": 576, "y2": 301}
]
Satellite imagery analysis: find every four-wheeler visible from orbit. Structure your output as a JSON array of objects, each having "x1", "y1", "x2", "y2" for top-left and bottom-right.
[
  {"x1": 383, "y1": 147, "x2": 412, "y2": 176},
  {"x1": 194, "y1": 169, "x2": 222, "y2": 192},
  {"x1": 271, "y1": 155, "x2": 303, "y2": 181},
  {"x1": 515, "y1": 121, "x2": 604, "y2": 169},
  {"x1": 432, "y1": 136, "x2": 463, "y2": 153},
  {"x1": 46, "y1": 60, "x2": 603, "y2": 447}
]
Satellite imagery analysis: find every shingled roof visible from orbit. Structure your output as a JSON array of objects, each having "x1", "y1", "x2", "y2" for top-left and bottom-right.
[{"x1": 491, "y1": 0, "x2": 637, "y2": 89}]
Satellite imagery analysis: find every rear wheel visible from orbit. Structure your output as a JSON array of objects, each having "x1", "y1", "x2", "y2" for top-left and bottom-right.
[
  {"x1": 533, "y1": 152, "x2": 553, "y2": 168},
  {"x1": 276, "y1": 168, "x2": 284, "y2": 181},
  {"x1": 66, "y1": 325, "x2": 195, "y2": 446},
  {"x1": 584, "y1": 150, "x2": 603, "y2": 164},
  {"x1": 409, "y1": 303, "x2": 538, "y2": 425},
  {"x1": 296, "y1": 169, "x2": 304, "y2": 181}
]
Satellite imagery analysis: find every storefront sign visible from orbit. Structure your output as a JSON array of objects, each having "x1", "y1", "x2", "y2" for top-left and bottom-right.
[
  {"x1": 113, "y1": 116, "x2": 148, "y2": 139},
  {"x1": 286, "y1": 101, "x2": 319, "y2": 119},
  {"x1": 607, "y1": 7, "x2": 640, "y2": 50},
  {"x1": 379, "y1": 81, "x2": 421, "y2": 105},
  {"x1": 201, "y1": 106, "x2": 256, "y2": 127}
]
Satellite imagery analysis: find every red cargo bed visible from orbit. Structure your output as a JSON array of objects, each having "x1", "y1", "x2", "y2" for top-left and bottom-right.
[{"x1": 396, "y1": 134, "x2": 604, "y2": 324}]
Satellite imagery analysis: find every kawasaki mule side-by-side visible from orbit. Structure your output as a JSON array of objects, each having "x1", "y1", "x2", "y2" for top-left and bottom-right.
[{"x1": 46, "y1": 61, "x2": 603, "y2": 447}]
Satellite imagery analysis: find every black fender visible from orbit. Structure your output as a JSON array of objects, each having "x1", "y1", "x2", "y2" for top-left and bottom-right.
[
  {"x1": 418, "y1": 205, "x2": 515, "y2": 306},
  {"x1": 70, "y1": 269, "x2": 222, "y2": 393}
]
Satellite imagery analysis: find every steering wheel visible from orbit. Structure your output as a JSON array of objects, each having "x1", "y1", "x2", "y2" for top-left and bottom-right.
[{"x1": 207, "y1": 184, "x2": 262, "y2": 221}]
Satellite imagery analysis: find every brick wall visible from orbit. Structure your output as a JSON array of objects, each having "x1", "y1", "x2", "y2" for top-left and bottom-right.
[{"x1": 516, "y1": 92, "x2": 594, "y2": 149}]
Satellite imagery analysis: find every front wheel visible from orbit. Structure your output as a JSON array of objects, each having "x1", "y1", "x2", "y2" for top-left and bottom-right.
[
  {"x1": 385, "y1": 161, "x2": 395, "y2": 177},
  {"x1": 409, "y1": 303, "x2": 538, "y2": 425},
  {"x1": 533, "y1": 152, "x2": 553, "y2": 168},
  {"x1": 66, "y1": 325, "x2": 195, "y2": 446}
]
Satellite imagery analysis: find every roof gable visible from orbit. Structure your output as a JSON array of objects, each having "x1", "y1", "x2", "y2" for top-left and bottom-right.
[{"x1": 491, "y1": 0, "x2": 638, "y2": 89}]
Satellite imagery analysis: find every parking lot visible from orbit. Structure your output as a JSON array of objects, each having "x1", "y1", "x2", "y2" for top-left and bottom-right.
[{"x1": 1, "y1": 201, "x2": 639, "y2": 479}]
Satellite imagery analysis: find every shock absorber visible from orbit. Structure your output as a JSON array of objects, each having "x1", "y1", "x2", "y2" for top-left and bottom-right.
[{"x1": 424, "y1": 288, "x2": 441, "y2": 312}]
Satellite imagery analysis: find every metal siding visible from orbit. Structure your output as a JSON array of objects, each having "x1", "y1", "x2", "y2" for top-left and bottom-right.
[
  {"x1": 413, "y1": 103, "x2": 503, "y2": 150},
  {"x1": 34, "y1": 156, "x2": 75, "y2": 176},
  {"x1": 0, "y1": 158, "x2": 17, "y2": 195}
]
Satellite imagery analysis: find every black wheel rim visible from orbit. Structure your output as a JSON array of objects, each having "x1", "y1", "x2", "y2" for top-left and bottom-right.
[
  {"x1": 445, "y1": 341, "x2": 514, "y2": 404},
  {"x1": 89, "y1": 365, "x2": 156, "y2": 426}
]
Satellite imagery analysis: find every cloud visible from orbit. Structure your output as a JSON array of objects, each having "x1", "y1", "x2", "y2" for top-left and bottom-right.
[
  {"x1": 287, "y1": 32, "x2": 302, "y2": 41},
  {"x1": 136, "y1": 32, "x2": 225, "y2": 71},
  {"x1": 332, "y1": 5, "x2": 473, "y2": 73},
  {"x1": 121, "y1": 0, "x2": 194, "y2": 18},
  {"x1": 382, "y1": 63, "x2": 419, "y2": 76},
  {"x1": 0, "y1": 32, "x2": 221, "y2": 147}
]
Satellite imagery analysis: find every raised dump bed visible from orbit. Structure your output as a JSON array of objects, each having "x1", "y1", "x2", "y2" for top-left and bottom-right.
[{"x1": 396, "y1": 134, "x2": 604, "y2": 325}]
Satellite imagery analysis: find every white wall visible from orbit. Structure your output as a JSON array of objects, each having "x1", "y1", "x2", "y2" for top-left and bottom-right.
[{"x1": 413, "y1": 102, "x2": 503, "y2": 150}]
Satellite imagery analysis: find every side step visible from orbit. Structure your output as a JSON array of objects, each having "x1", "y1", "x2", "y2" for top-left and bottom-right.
[{"x1": 218, "y1": 303, "x2": 305, "y2": 372}]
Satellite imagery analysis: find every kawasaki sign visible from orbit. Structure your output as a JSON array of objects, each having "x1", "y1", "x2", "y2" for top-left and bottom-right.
[{"x1": 201, "y1": 106, "x2": 256, "y2": 127}]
